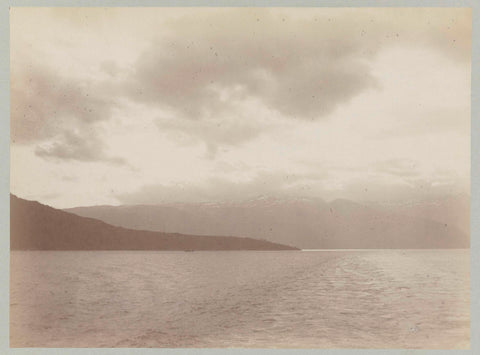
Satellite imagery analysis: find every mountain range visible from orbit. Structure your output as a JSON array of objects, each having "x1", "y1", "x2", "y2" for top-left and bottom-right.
[
  {"x1": 66, "y1": 195, "x2": 470, "y2": 249},
  {"x1": 10, "y1": 194, "x2": 298, "y2": 251}
]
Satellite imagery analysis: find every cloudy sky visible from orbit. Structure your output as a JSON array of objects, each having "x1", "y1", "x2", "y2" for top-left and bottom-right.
[{"x1": 10, "y1": 7, "x2": 471, "y2": 208}]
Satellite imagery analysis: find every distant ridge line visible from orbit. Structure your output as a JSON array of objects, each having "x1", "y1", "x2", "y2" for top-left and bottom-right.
[{"x1": 10, "y1": 194, "x2": 299, "y2": 251}]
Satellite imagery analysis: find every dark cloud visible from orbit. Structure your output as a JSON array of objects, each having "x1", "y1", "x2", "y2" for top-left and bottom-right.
[
  {"x1": 155, "y1": 99, "x2": 274, "y2": 158},
  {"x1": 122, "y1": 9, "x2": 471, "y2": 121},
  {"x1": 34, "y1": 130, "x2": 125, "y2": 165},
  {"x1": 116, "y1": 9, "x2": 470, "y2": 152},
  {"x1": 11, "y1": 62, "x2": 124, "y2": 164},
  {"x1": 114, "y1": 10, "x2": 384, "y2": 155},
  {"x1": 11, "y1": 63, "x2": 112, "y2": 143},
  {"x1": 123, "y1": 11, "x2": 379, "y2": 122}
]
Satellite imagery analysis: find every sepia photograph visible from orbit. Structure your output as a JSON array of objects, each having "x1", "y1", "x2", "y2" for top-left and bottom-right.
[{"x1": 9, "y1": 7, "x2": 471, "y2": 348}]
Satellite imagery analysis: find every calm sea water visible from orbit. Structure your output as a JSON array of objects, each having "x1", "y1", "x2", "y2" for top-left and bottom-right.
[{"x1": 10, "y1": 250, "x2": 470, "y2": 348}]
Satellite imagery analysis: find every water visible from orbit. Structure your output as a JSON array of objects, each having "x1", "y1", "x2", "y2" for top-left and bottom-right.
[{"x1": 10, "y1": 250, "x2": 470, "y2": 348}]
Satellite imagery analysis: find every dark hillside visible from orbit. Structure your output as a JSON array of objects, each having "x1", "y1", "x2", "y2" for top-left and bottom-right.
[{"x1": 10, "y1": 195, "x2": 298, "y2": 251}]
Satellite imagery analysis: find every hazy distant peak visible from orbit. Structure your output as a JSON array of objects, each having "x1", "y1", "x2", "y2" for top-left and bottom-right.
[{"x1": 65, "y1": 194, "x2": 469, "y2": 249}]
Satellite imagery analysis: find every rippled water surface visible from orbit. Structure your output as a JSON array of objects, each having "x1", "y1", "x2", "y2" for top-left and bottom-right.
[{"x1": 10, "y1": 250, "x2": 470, "y2": 348}]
